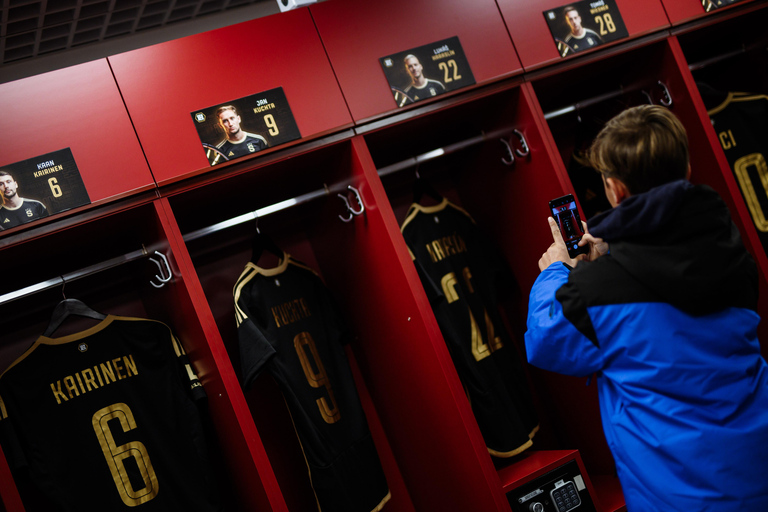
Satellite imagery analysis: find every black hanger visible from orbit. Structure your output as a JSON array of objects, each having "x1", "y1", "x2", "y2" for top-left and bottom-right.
[
  {"x1": 251, "y1": 227, "x2": 284, "y2": 265},
  {"x1": 412, "y1": 174, "x2": 443, "y2": 205},
  {"x1": 43, "y1": 298, "x2": 107, "y2": 337}
]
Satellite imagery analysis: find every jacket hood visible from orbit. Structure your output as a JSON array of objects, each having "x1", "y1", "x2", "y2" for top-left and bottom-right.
[{"x1": 586, "y1": 180, "x2": 757, "y2": 315}]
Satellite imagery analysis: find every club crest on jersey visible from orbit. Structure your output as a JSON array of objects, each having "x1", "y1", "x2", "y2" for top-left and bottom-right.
[
  {"x1": 78, "y1": 343, "x2": 88, "y2": 352},
  {"x1": 25, "y1": 208, "x2": 34, "y2": 218}
]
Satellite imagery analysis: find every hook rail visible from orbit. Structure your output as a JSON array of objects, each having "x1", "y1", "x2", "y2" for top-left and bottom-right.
[{"x1": 0, "y1": 248, "x2": 171, "y2": 306}]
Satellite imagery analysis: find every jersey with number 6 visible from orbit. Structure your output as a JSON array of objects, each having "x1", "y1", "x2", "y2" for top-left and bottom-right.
[
  {"x1": 234, "y1": 254, "x2": 390, "y2": 512},
  {"x1": 0, "y1": 316, "x2": 222, "y2": 511},
  {"x1": 708, "y1": 92, "x2": 768, "y2": 255},
  {"x1": 401, "y1": 198, "x2": 539, "y2": 457}
]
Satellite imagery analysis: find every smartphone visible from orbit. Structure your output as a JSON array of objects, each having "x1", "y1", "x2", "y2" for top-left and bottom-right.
[{"x1": 548, "y1": 194, "x2": 590, "y2": 258}]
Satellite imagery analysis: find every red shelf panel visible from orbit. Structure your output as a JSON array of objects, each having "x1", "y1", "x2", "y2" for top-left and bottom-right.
[
  {"x1": 0, "y1": 60, "x2": 154, "y2": 207},
  {"x1": 497, "y1": 0, "x2": 670, "y2": 71},
  {"x1": 109, "y1": 9, "x2": 352, "y2": 186},
  {"x1": 310, "y1": 0, "x2": 521, "y2": 124}
]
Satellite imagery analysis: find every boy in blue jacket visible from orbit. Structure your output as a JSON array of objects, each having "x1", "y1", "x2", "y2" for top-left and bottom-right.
[{"x1": 526, "y1": 105, "x2": 768, "y2": 511}]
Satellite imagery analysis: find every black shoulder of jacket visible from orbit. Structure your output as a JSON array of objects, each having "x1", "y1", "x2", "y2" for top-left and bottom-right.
[{"x1": 555, "y1": 256, "x2": 661, "y2": 348}]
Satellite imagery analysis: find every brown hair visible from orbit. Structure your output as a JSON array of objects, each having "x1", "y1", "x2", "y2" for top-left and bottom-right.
[{"x1": 585, "y1": 105, "x2": 690, "y2": 194}]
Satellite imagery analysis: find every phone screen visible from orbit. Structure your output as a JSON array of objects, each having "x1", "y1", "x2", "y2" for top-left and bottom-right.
[{"x1": 548, "y1": 194, "x2": 589, "y2": 258}]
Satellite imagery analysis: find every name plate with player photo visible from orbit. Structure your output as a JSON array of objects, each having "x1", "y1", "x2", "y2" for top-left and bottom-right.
[
  {"x1": 0, "y1": 148, "x2": 90, "y2": 230},
  {"x1": 191, "y1": 87, "x2": 301, "y2": 167},
  {"x1": 544, "y1": 0, "x2": 629, "y2": 58},
  {"x1": 379, "y1": 36, "x2": 476, "y2": 108},
  {"x1": 702, "y1": 0, "x2": 746, "y2": 12}
]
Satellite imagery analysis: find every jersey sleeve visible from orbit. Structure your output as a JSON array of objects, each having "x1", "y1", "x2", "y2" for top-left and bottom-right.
[
  {"x1": 524, "y1": 263, "x2": 604, "y2": 377},
  {"x1": 169, "y1": 332, "x2": 207, "y2": 402},
  {"x1": 235, "y1": 289, "x2": 277, "y2": 390}
]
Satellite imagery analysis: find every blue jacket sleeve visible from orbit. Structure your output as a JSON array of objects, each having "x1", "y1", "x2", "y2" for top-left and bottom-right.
[{"x1": 524, "y1": 263, "x2": 604, "y2": 377}]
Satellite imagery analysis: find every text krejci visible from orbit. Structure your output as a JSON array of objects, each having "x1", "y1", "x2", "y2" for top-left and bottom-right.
[
  {"x1": 50, "y1": 355, "x2": 137, "y2": 404},
  {"x1": 272, "y1": 298, "x2": 312, "y2": 328},
  {"x1": 426, "y1": 232, "x2": 468, "y2": 263}
]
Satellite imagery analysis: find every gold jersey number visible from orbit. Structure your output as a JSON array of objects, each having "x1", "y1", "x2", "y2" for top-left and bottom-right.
[
  {"x1": 92, "y1": 403, "x2": 159, "y2": 507},
  {"x1": 441, "y1": 267, "x2": 503, "y2": 362},
  {"x1": 294, "y1": 332, "x2": 341, "y2": 424}
]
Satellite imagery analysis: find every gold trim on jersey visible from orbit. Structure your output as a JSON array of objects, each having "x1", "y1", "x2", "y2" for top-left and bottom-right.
[
  {"x1": 707, "y1": 92, "x2": 768, "y2": 116},
  {"x1": 233, "y1": 252, "x2": 321, "y2": 327},
  {"x1": 400, "y1": 197, "x2": 476, "y2": 233}
]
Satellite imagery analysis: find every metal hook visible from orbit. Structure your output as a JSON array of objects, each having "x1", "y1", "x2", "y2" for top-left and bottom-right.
[
  {"x1": 657, "y1": 80, "x2": 673, "y2": 107},
  {"x1": 512, "y1": 129, "x2": 530, "y2": 158},
  {"x1": 149, "y1": 251, "x2": 172, "y2": 288},
  {"x1": 641, "y1": 90, "x2": 653, "y2": 105},
  {"x1": 500, "y1": 138, "x2": 515, "y2": 166},
  {"x1": 337, "y1": 185, "x2": 365, "y2": 223},
  {"x1": 60, "y1": 277, "x2": 67, "y2": 299}
]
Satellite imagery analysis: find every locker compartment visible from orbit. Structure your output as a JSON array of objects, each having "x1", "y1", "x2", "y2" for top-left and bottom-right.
[
  {"x1": 164, "y1": 140, "x2": 424, "y2": 512},
  {"x1": 0, "y1": 201, "x2": 265, "y2": 511},
  {"x1": 674, "y1": 2, "x2": 768, "y2": 358},
  {"x1": 359, "y1": 80, "x2": 624, "y2": 509}
]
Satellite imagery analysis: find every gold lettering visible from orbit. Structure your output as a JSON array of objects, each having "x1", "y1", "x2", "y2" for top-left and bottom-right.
[
  {"x1": 63, "y1": 376, "x2": 80, "y2": 399},
  {"x1": 431, "y1": 241, "x2": 446, "y2": 261},
  {"x1": 271, "y1": 299, "x2": 312, "y2": 328},
  {"x1": 82, "y1": 368, "x2": 98, "y2": 392},
  {"x1": 101, "y1": 362, "x2": 116, "y2": 384},
  {"x1": 51, "y1": 381, "x2": 68, "y2": 404},
  {"x1": 94, "y1": 365, "x2": 104, "y2": 386},
  {"x1": 75, "y1": 373, "x2": 87, "y2": 394},
  {"x1": 112, "y1": 358, "x2": 125, "y2": 380},
  {"x1": 123, "y1": 355, "x2": 137, "y2": 377}
]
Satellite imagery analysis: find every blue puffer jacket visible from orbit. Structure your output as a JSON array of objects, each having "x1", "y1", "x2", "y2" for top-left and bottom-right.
[{"x1": 525, "y1": 180, "x2": 768, "y2": 511}]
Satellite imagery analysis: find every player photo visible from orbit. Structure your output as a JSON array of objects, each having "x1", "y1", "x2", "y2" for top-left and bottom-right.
[
  {"x1": 0, "y1": 148, "x2": 90, "y2": 230},
  {"x1": 544, "y1": 0, "x2": 628, "y2": 58},
  {"x1": 191, "y1": 87, "x2": 301, "y2": 167},
  {"x1": 379, "y1": 36, "x2": 476, "y2": 108}
]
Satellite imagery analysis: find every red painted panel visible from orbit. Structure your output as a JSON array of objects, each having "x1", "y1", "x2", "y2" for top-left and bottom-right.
[
  {"x1": 661, "y1": 0, "x2": 759, "y2": 25},
  {"x1": 0, "y1": 59, "x2": 153, "y2": 205},
  {"x1": 310, "y1": 0, "x2": 521, "y2": 123},
  {"x1": 497, "y1": 0, "x2": 670, "y2": 71},
  {"x1": 108, "y1": 9, "x2": 352, "y2": 186}
]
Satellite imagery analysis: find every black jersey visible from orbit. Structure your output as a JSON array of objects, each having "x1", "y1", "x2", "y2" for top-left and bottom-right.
[
  {"x1": 707, "y1": 92, "x2": 768, "y2": 255},
  {"x1": 400, "y1": 198, "x2": 539, "y2": 457},
  {"x1": 0, "y1": 316, "x2": 221, "y2": 512},
  {"x1": 564, "y1": 28, "x2": 603, "y2": 53},
  {"x1": 216, "y1": 132, "x2": 268, "y2": 159},
  {"x1": 0, "y1": 199, "x2": 48, "y2": 228},
  {"x1": 403, "y1": 79, "x2": 446, "y2": 102},
  {"x1": 234, "y1": 254, "x2": 390, "y2": 512}
]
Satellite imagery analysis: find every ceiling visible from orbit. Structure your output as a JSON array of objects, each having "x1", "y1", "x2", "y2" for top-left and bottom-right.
[{"x1": 0, "y1": 0, "x2": 282, "y2": 83}]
